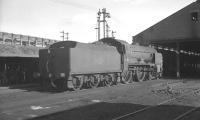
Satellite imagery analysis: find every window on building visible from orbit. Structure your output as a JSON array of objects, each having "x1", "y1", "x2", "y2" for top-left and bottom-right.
[{"x1": 191, "y1": 12, "x2": 198, "y2": 22}]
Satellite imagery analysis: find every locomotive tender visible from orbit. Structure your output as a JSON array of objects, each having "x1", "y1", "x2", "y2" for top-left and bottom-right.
[{"x1": 39, "y1": 38, "x2": 163, "y2": 90}]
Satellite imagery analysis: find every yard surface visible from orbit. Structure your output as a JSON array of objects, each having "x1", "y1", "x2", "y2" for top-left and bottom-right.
[{"x1": 1, "y1": 79, "x2": 200, "y2": 120}]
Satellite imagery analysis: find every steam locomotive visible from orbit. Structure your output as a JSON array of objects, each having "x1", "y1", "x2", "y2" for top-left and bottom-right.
[{"x1": 39, "y1": 38, "x2": 163, "y2": 90}]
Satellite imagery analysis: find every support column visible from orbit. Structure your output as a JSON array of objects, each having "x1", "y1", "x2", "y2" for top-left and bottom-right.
[
  {"x1": 28, "y1": 36, "x2": 30, "y2": 46},
  {"x1": 11, "y1": 33, "x2": 14, "y2": 45},
  {"x1": 2, "y1": 32, "x2": 5, "y2": 44},
  {"x1": 42, "y1": 38, "x2": 44, "y2": 47},
  {"x1": 20, "y1": 35, "x2": 22, "y2": 46},
  {"x1": 176, "y1": 42, "x2": 180, "y2": 78},
  {"x1": 35, "y1": 37, "x2": 37, "y2": 46}
]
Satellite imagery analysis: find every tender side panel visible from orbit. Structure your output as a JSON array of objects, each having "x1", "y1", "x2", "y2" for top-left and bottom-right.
[{"x1": 70, "y1": 45, "x2": 121, "y2": 74}]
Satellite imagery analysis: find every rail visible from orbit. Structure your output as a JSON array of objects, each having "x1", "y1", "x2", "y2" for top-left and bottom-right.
[
  {"x1": 173, "y1": 107, "x2": 199, "y2": 120},
  {"x1": 112, "y1": 87, "x2": 200, "y2": 120},
  {"x1": 0, "y1": 32, "x2": 58, "y2": 47}
]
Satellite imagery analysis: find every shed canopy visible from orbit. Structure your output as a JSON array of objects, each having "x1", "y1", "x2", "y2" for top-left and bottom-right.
[
  {"x1": 0, "y1": 44, "x2": 40, "y2": 58},
  {"x1": 133, "y1": 1, "x2": 200, "y2": 45}
]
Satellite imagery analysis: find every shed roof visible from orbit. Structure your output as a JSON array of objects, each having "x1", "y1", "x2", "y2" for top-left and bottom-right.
[
  {"x1": 133, "y1": 1, "x2": 200, "y2": 45},
  {"x1": 0, "y1": 44, "x2": 40, "y2": 58}
]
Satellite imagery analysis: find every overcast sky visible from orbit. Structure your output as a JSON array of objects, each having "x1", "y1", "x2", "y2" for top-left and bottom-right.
[{"x1": 0, "y1": 0, "x2": 195, "y2": 43}]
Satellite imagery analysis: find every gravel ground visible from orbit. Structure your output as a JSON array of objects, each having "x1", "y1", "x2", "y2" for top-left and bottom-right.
[{"x1": 1, "y1": 79, "x2": 200, "y2": 120}]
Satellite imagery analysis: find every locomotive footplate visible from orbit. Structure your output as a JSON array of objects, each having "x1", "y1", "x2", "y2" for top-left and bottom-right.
[{"x1": 128, "y1": 64, "x2": 150, "y2": 72}]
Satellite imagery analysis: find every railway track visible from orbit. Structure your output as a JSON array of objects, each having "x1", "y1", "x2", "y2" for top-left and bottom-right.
[
  {"x1": 173, "y1": 107, "x2": 199, "y2": 120},
  {"x1": 112, "y1": 87, "x2": 200, "y2": 120}
]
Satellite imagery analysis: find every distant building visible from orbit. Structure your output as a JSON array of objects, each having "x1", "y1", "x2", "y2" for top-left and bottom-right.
[{"x1": 0, "y1": 31, "x2": 58, "y2": 86}]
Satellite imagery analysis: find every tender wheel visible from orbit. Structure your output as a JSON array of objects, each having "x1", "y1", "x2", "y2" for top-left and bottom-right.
[
  {"x1": 85, "y1": 78, "x2": 90, "y2": 88},
  {"x1": 89, "y1": 75, "x2": 100, "y2": 88},
  {"x1": 121, "y1": 71, "x2": 133, "y2": 84},
  {"x1": 104, "y1": 74, "x2": 113, "y2": 87},
  {"x1": 136, "y1": 68, "x2": 146, "y2": 82},
  {"x1": 50, "y1": 78, "x2": 67, "y2": 90},
  {"x1": 112, "y1": 74, "x2": 118, "y2": 85},
  {"x1": 71, "y1": 76, "x2": 83, "y2": 90},
  {"x1": 41, "y1": 78, "x2": 51, "y2": 90}
]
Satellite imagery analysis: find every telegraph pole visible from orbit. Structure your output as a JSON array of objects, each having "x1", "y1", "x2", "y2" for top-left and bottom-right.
[
  {"x1": 102, "y1": 8, "x2": 106, "y2": 38},
  {"x1": 106, "y1": 22, "x2": 110, "y2": 37},
  {"x1": 97, "y1": 9, "x2": 101, "y2": 41},
  {"x1": 96, "y1": 8, "x2": 110, "y2": 40},
  {"x1": 60, "y1": 31, "x2": 69, "y2": 41},
  {"x1": 60, "y1": 30, "x2": 65, "y2": 41},
  {"x1": 112, "y1": 31, "x2": 116, "y2": 38},
  {"x1": 66, "y1": 32, "x2": 69, "y2": 40},
  {"x1": 102, "y1": 8, "x2": 110, "y2": 38}
]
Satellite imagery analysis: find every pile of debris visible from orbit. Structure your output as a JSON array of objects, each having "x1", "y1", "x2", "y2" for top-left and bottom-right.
[{"x1": 151, "y1": 82, "x2": 185, "y2": 96}]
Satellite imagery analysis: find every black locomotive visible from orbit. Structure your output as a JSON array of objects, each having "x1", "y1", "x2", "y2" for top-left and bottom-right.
[{"x1": 39, "y1": 38, "x2": 163, "y2": 90}]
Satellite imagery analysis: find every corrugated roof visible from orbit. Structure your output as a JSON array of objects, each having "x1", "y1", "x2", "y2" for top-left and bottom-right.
[{"x1": 0, "y1": 44, "x2": 40, "y2": 58}]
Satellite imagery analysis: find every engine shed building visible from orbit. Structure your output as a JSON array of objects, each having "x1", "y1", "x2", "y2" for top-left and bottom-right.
[
  {"x1": 133, "y1": 0, "x2": 200, "y2": 78},
  {"x1": 0, "y1": 32, "x2": 57, "y2": 86}
]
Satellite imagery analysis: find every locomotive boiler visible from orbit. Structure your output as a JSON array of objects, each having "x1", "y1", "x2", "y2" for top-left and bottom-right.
[{"x1": 39, "y1": 38, "x2": 163, "y2": 90}]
